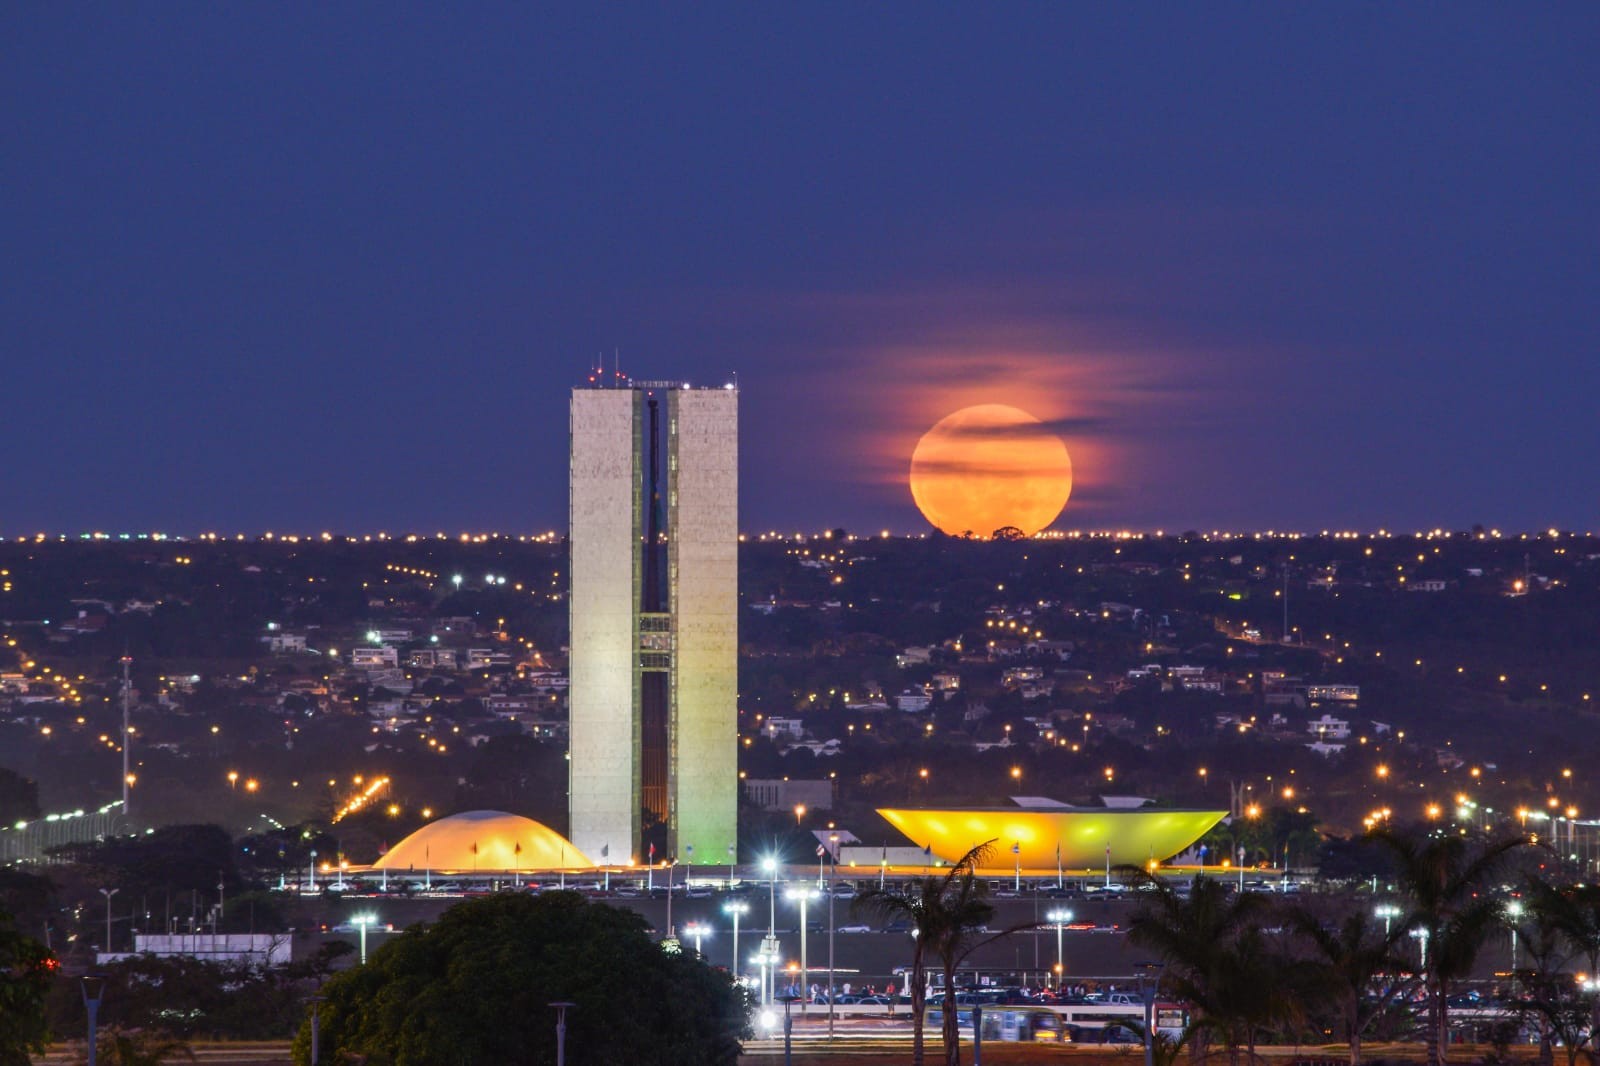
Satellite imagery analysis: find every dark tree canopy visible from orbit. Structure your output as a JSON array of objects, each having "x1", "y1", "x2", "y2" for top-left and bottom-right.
[
  {"x1": 0, "y1": 906, "x2": 54, "y2": 1066},
  {"x1": 298, "y1": 891, "x2": 748, "y2": 1066},
  {"x1": 48, "y1": 824, "x2": 241, "y2": 897}
]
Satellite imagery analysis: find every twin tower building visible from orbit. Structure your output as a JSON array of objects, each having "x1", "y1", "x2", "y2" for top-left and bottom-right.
[{"x1": 567, "y1": 381, "x2": 738, "y2": 866}]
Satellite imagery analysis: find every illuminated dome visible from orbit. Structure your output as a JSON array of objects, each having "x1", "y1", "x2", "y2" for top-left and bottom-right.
[
  {"x1": 372, "y1": 810, "x2": 593, "y2": 872},
  {"x1": 878, "y1": 806, "x2": 1226, "y2": 872}
]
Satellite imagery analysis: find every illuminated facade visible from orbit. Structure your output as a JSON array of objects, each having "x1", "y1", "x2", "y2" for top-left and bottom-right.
[
  {"x1": 876, "y1": 806, "x2": 1227, "y2": 871},
  {"x1": 568, "y1": 382, "x2": 738, "y2": 865},
  {"x1": 372, "y1": 810, "x2": 592, "y2": 872}
]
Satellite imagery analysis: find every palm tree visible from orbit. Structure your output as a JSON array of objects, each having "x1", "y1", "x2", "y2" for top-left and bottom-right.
[
  {"x1": 1288, "y1": 905, "x2": 1410, "y2": 1066},
  {"x1": 1517, "y1": 879, "x2": 1600, "y2": 1066},
  {"x1": 1124, "y1": 871, "x2": 1279, "y2": 1065},
  {"x1": 1370, "y1": 829, "x2": 1526, "y2": 1066},
  {"x1": 852, "y1": 840, "x2": 997, "y2": 1066}
]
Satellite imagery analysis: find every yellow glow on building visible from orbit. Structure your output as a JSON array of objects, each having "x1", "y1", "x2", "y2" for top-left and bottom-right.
[{"x1": 876, "y1": 807, "x2": 1226, "y2": 871}]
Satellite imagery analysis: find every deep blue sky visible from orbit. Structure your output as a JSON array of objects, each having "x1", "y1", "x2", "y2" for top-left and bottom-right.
[{"x1": 4, "y1": 7, "x2": 1596, "y2": 534}]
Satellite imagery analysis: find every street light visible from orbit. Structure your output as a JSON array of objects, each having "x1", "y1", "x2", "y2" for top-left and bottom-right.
[
  {"x1": 81, "y1": 974, "x2": 107, "y2": 1066},
  {"x1": 307, "y1": 995, "x2": 325, "y2": 1066},
  {"x1": 1410, "y1": 927, "x2": 1430, "y2": 968},
  {"x1": 1506, "y1": 900, "x2": 1524, "y2": 973},
  {"x1": 549, "y1": 1001, "x2": 576, "y2": 1066},
  {"x1": 1047, "y1": 908, "x2": 1073, "y2": 990},
  {"x1": 760, "y1": 855, "x2": 781, "y2": 1006},
  {"x1": 786, "y1": 886, "x2": 820, "y2": 1017},
  {"x1": 351, "y1": 913, "x2": 378, "y2": 964},
  {"x1": 98, "y1": 887, "x2": 120, "y2": 954},
  {"x1": 1374, "y1": 903, "x2": 1401, "y2": 937},
  {"x1": 1135, "y1": 961, "x2": 1166, "y2": 1066},
  {"x1": 775, "y1": 992, "x2": 801, "y2": 1066},
  {"x1": 685, "y1": 920, "x2": 712, "y2": 955},
  {"x1": 723, "y1": 900, "x2": 748, "y2": 984}
]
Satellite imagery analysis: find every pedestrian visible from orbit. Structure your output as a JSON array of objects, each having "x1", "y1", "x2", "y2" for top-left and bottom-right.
[{"x1": 886, "y1": 980, "x2": 896, "y2": 1016}]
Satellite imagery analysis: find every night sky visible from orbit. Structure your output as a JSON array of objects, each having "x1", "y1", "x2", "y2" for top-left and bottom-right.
[{"x1": 5, "y1": 7, "x2": 1596, "y2": 534}]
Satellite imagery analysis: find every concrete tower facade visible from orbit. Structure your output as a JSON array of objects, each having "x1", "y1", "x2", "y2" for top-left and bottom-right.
[{"x1": 568, "y1": 382, "x2": 738, "y2": 865}]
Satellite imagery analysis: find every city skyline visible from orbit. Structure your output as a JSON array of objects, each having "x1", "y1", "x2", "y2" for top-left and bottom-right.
[{"x1": 4, "y1": 7, "x2": 1596, "y2": 534}]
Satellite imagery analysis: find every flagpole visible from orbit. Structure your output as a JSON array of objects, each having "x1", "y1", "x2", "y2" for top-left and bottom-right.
[{"x1": 1055, "y1": 841, "x2": 1063, "y2": 889}]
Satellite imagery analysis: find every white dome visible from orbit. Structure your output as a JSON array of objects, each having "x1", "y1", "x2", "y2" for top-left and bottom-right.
[{"x1": 373, "y1": 810, "x2": 593, "y2": 871}]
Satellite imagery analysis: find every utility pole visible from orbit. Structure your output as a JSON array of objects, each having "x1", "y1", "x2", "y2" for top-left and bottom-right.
[{"x1": 120, "y1": 655, "x2": 133, "y2": 815}]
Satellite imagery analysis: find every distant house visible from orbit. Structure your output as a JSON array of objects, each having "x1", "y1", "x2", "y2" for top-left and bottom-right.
[
  {"x1": 764, "y1": 717, "x2": 806, "y2": 739},
  {"x1": 895, "y1": 646, "x2": 935, "y2": 669},
  {"x1": 895, "y1": 689, "x2": 933, "y2": 713},
  {"x1": 1307, "y1": 714, "x2": 1351, "y2": 740},
  {"x1": 351, "y1": 647, "x2": 398, "y2": 668},
  {"x1": 1002, "y1": 666, "x2": 1044, "y2": 689},
  {"x1": 408, "y1": 648, "x2": 457, "y2": 669},
  {"x1": 1307, "y1": 684, "x2": 1360, "y2": 703},
  {"x1": 263, "y1": 632, "x2": 308, "y2": 654}
]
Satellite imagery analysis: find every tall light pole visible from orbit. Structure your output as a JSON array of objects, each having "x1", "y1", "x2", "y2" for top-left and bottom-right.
[
  {"x1": 99, "y1": 887, "x2": 120, "y2": 954},
  {"x1": 1506, "y1": 900, "x2": 1524, "y2": 974},
  {"x1": 827, "y1": 832, "x2": 838, "y2": 1042},
  {"x1": 307, "y1": 995, "x2": 324, "y2": 1066},
  {"x1": 760, "y1": 855, "x2": 781, "y2": 1007},
  {"x1": 353, "y1": 909, "x2": 377, "y2": 960},
  {"x1": 549, "y1": 1001, "x2": 576, "y2": 1066},
  {"x1": 1374, "y1": 903, "x2": 1400, "y2": 938},
  {"x1": 1410, "y1": 927, "x2": 1430, "y2": 969},
  {"x1": 787, "y1": 886, "x2": 819, "y2": 1017},
  {"x1": 1047, "y1": 908, "x2": 1072, "y2": 990},
  {"x1": 120, "y1": 655, "x2": 132, "y2": 817},
  {"x1": 81, "y1": 974, "x2": 107, "y2": 1066},
  {"x1": 1136, "y1": 960, "x2": 1165, "y2": 1066},
  {"x1": 723, "y1": 900, "x2": 747, "y2": 985},
  {"x1": 686, "y1": 921, "x2": 711, "y2": 955}
]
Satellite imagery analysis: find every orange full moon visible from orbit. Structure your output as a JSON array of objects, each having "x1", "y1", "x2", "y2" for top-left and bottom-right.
[{"x1": 909, "y1": 404, "x2": 1073, "y2": 537}]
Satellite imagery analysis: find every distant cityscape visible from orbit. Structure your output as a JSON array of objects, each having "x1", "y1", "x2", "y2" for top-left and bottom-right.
[{"x1": 2, "y1": 526, "x2": 1593, "y2": 859}]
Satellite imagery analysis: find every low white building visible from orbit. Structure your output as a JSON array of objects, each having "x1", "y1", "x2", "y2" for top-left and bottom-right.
[
  {"x1": 1307, "y1": 714, "x2": 1351, "y2": 740},
  {"x1": 895, "y1": 689, "x2": 933, "y2": 713},
  {"x1": 351, "y1": 647, "x2": 398, "y2": 668},
  {"x1": 98, "y1": 933, "x2": 292, "y2": 968}
]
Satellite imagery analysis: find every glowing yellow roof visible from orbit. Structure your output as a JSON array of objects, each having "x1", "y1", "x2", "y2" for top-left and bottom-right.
[
  {"x1": 373, "y1": 810, "x2": 593, "y2": 872},
  {"x1": 877, "y1": 807, "x2": 1226, "y2": 871}
]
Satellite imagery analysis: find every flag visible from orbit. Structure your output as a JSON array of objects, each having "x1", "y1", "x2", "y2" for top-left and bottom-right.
[
  {"x1": 601, "y1": 844, "x2": 610, "y2": 859},
  {"x1": 514, "y1": 842, "x2": 522, "y2": 857},
  {"x1": 471, "y1": 842, "x2": 478, "y2": 855},
  {"x1": 649, "y1": 842, "x2": 655, "y2": 861},
  {"x1": 686, "y1": 844, "x2": 694, "y2": 856},
  {"x1": 1011, "y1": 842, "x2": 1020, "y2": 855},
  {"x1": 817, "y1": 845, "x2": 826, "y2": 857}
]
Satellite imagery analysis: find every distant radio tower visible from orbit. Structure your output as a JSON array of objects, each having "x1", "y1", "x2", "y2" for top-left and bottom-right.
[{"x1": 121, "y1": 654, "x2": 133, "y2": 816}]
